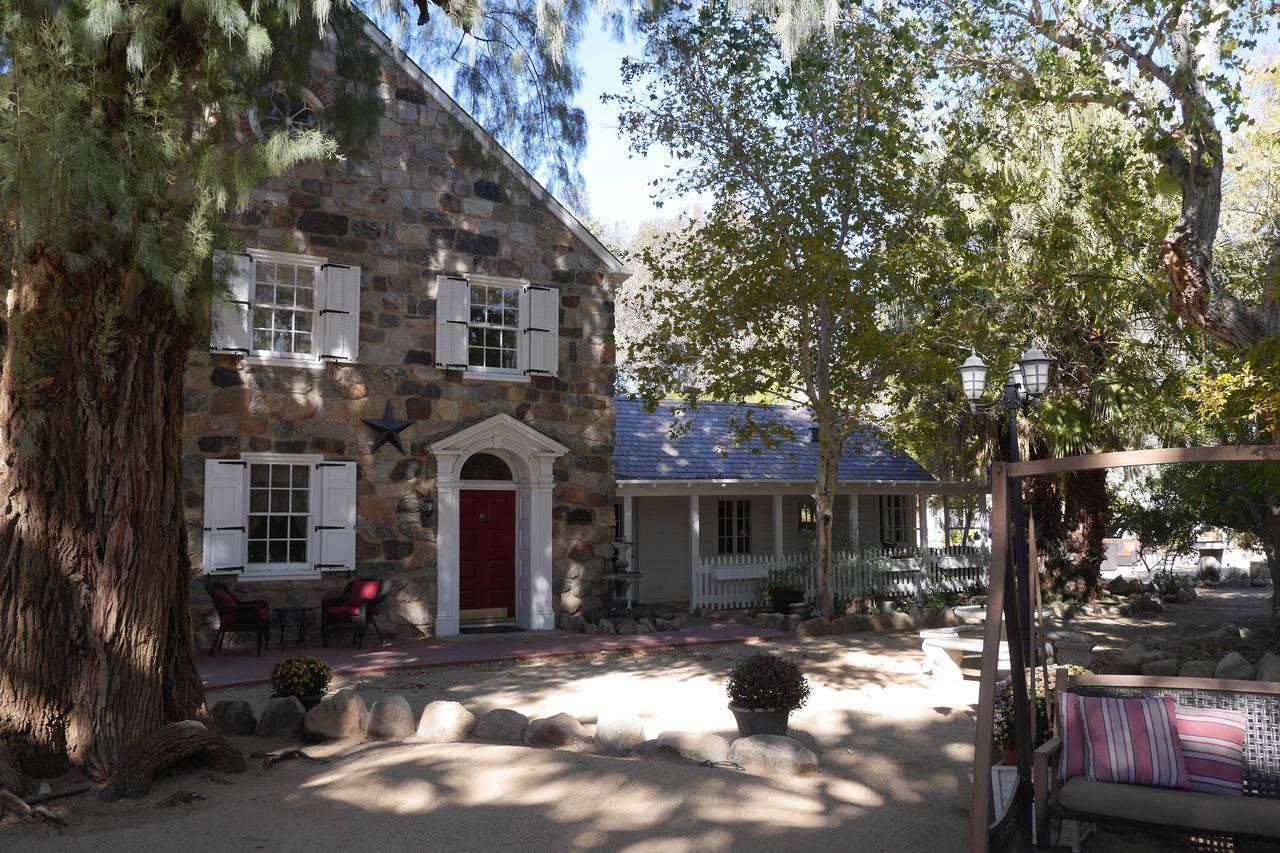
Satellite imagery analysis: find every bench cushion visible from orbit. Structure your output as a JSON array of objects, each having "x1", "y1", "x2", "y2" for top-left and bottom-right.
[
  {"x1": 1059, "y1": 778, "x2": 1280, "y2": 837},
  {"x1": 1176, "y1": 706, "x2": 1247, "y2": 796},
  {"x1": 1080, "y1": 695, "x2": 1186, "y2": 789}
]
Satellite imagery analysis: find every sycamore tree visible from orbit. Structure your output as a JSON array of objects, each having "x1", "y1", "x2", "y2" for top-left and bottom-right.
[
  {"x1": 611, "y1": 0, "x2": 949, "y2": 616},
  {"x1": 890, "y1": 102, "x2": 1196, "y2": 600},
  {"x1": 945, "y1": 0, "x2": 1280, "y2": 429}
]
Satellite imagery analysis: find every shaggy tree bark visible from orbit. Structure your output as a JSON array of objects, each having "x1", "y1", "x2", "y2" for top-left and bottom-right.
[
  {"x1": 813, "y1": 425, "x2": 842, "y2": 619},
  {"x1": 1026, "y1": 468, "x2": 1107, "y2": 603},
  {"x1": 0, "y1": 255, "x2": 211, "y2": 785}
]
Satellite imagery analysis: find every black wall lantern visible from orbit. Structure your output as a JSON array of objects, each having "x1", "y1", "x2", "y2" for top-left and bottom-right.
[{"x1": 421, "y1": 491, "x2": 435, "y2": 525}]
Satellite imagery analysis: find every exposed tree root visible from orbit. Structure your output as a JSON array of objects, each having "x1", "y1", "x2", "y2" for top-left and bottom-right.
[
  {"x1": 100, "y1": 721, "x2": 245, "y2": 802},
  {"x1": 261, "y1": 746, "x2": 325, "y2": 770},
  {"x1": 0, "y1": 787, "x2": 69, "y2": 826}
]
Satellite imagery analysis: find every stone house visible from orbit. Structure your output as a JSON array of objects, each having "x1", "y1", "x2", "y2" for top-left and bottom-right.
[{"x1": 186, "y1": 18, "x2": 628, "y2": 647}]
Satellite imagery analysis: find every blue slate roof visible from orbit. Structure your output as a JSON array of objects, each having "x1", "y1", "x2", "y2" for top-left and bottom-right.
[{"x1": 614, "y1": 398, "x2": 936, "y2": 483}]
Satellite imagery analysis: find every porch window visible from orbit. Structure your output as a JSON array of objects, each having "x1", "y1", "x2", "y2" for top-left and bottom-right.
[
  {"x1": 799, "y1": 500, "x2": 816, "y2": 532},
  {"x1": 717, "y1": 499, "x2": 751, "y2": 554},
  {"x1": 878, "y1": 494, "x2": 914, "y2": 547}
]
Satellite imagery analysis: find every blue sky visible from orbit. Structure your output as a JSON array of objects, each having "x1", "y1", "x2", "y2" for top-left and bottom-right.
[{"x1": 571, "y1": 16, "x2": 685, "y2": 233}]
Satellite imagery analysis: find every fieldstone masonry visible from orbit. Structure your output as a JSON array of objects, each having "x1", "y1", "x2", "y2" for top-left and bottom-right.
[{"x1": 184, "y1": 30, "x2": 618, "y2": 648}]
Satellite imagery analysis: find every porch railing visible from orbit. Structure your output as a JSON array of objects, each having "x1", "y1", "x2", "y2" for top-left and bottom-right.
[{"x1": 690, "y1": 546, "x2": 991, "y2": 611}]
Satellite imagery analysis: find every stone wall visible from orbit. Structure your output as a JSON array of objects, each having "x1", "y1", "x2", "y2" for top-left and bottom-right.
[{"x1": 184, "y1": 32, "x2": 617, "y2": 647}]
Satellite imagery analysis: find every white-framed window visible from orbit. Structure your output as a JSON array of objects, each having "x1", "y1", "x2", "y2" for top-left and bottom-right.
[
  {"x1": 210, "y1": 249, "x2": 360, "y2": 367},
  {"x1": 467, "y1": 280, "x2": 521, "y2": 370},
  {"x1": 717, "y1": 499, "x2": 751, "y2": 555},
  {"x1": 878, "y1": 494, "x2": 915, "y2": 547},
  {"x1": 202, "y1": 454, "x2": 357, "y2": 579},
  {"x1": 798, "y1": 500, "x2": 816, "y2": 532},
  {"x1": 435, "y1": 274, "x2": 559, "y2": 380},
  {"x1": 248, "y1": 87, "x2": 323, "y2": 139}
]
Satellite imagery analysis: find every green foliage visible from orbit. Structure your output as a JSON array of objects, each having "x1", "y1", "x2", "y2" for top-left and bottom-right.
[
  {"x1": 759, "y1": 566, "x2": 805, "y2": 604},
  {"x1": 726, "y1": 652, "x2": 811, "y2": 712},
  {"x1": 269, "y1": 656, "x2": 333, "y2": 697}
]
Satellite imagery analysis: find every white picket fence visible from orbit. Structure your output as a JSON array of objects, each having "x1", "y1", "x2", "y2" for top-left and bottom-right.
[{"x1": 691, "y1": 546, "x2": 991, "y2": 611}]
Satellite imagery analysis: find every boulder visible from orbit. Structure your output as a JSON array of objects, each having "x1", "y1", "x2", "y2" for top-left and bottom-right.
[
  {"x1": 727, "y1": 735, "x2": 820, "y2": 775},
  {"x1": 1119, "y1": 644, "x2": 1171, "y2": 674},
  {"x1": 638, "y1": 618, "x2": 657, "y2": 633},
  {"x1": 475, "y1": 708, "x2": 530, "y2": 742},
  {"x1": 756, "y1": 612, "x2": 787, "y2": 631},
  {"x1": 584, "y1": 621, "x2": 600, "y2": 635},
  {"x1": 559, "y1": 613, "x2": 584, "y2": 633},
  {"x1": 934, "y1": 608, "x2": 964, "y2": 628},
  {"x1": 1258, "y1": 653, "x2": 1280, "y2": 683},
  {"x1": 670, "y1": 615, "x2": 687, "y2": 629},
  {"x1": 887, "y1": 611, "x2": 917, "y2": 631},
  {"x1": 597, "y1": 618, "x2": 616, "y2": 636},
  {"x1": 1176, "y1": 588, "x2": 1195, "y2": 604},
  {"x1": 831, "y1": 616, "x2": 862, "y2": 635},
  {"x1": 785, "y1": 615, "x2": 803, "y2": 631},
  {"x1": 615, "y1": 619, "x2": 638, "y2": 635},
  {"x1": 853, "y1": 615, "x2": 878, "y2": 632},
  {"x1": 526, "y1": 713, "x2": 591, "y2": 750},
  {"x1": 366, "y1": 695, "x2": 416, "y2": 739},
  {"x1": 796, "y1": 617, "x2": 833, "y2": 638},
  {"x1": 724, "y1": 613, "x2": 757, "y2": 627},
  {"x1": 1215, "y1": 651, "x2": 1257, "y2": 681},
  {"x1": 655, "y1": 731, "x2": 731, "y2": 764},
  {"x1": 416, "y1": 700, "x2": 476, "y2": 743},
  {"x1": 595, "y1": 710, "x2": 646, "y2": 756},
  {"x1": 1106, "y1": 577, "x2": 1133, "y2": 596},
  {"x1": 303, "y1": 688, "x2": 367, "y2": 741},
  {"x1": 211, "y1": 700, "x2": 257, "y2": 736},
  {"x1": 255, "y1": 696, "x2": 306, "y2": 738},
  {"x1": 1141, "y1": 658, "x2": 1180, "y2": 677},
  {"x1": 1179, "y1": 660, "x2": 1217, "y2": 678}
]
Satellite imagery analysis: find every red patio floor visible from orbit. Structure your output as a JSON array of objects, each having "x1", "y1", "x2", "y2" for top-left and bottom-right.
[{"x1": 199, "y1": 621, "x2": 788, "y2": 690}]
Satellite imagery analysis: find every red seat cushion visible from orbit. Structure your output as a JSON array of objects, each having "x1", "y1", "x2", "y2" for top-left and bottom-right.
[
  {"x1": 1175, "y1": 706, "x2": 1246, "y2": 796},
  {"x1": 259, "y1": 607, "x2": 270, "y2": 622},
  {"x1": 347, "y1": 580, "x2": 381, "y2": 605},
  {"x1": 326, "y1": 605, "x2": 362, "y2": 617},
  {"x1": 210, "y1": 586, "x2": 238, "y2": 613}
]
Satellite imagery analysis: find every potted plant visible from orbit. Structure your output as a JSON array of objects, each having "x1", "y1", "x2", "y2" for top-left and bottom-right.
[
  {"x1": 726, "y1": 652, "x2": 811, "y2": 737},
  {"x1": 269, "y1": 656, "x2": 333, "y2": 710},
  {"x1": 760, "y1": 566, "x2": 805, "y2": 614},
  {"x1": 993, "y1": 664, "x2": 1091, "y2": 764}
]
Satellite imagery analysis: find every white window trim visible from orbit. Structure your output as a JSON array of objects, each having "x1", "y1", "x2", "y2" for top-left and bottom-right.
[
  {"x1": 464, "y1": 273, "x2": 529, "y2": 380},
  {"x1": 878, "y1": 494, "x2": 914, "y2": 547},
  {"x1": 716, "y1": 498, "x2": 752, "y2": 555},
  {"x1": 241, "y1": 452, "x2": 324, "y2": 580},
  {"x1": 245, "y1": 249, "x2": 328, "y2": 369}
]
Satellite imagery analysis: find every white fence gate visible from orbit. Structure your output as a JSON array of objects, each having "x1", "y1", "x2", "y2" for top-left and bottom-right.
[{"x1": 691, "y1": 546, "x2": 990, "y2": 611}]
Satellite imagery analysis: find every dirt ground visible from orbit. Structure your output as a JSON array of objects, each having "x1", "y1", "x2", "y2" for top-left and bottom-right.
[{"x1": 3, "y1": 587, "x2": 1274, "y2": 852}]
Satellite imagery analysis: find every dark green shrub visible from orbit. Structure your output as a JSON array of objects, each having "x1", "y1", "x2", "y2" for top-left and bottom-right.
[
  {"x1": 726, "y1": 652, "x2": 811, "y2": 711},
  {"x1": 269, "y1": 656, "x2": 332, "y2": 698}
]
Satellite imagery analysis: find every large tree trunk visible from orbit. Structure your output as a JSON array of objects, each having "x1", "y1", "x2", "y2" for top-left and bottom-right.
[
  {"x1": 1026, "y1": 468, "x2": 1106, "y2": 603},
  {"x1": 813, "y1": 428, "x2": 842, "y2": 619},
  {"x1": 0, "y1": 256, "x2": 209, "y2": 784}
]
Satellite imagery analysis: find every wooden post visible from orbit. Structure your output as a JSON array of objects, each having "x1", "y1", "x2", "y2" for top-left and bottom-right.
[
  {"x1": 971, "y1": 463, "x2": 1008, "y2": 853},
  {"x1": 848, "y1": 493, "x2": 860, "y2": 547},
  {"x1": 689, "y1": 493, "x2": 700, "y2": 575}
]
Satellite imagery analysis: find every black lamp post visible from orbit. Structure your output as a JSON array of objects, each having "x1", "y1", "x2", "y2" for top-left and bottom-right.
[{"x1": 959, "y1": 347, "x2": 1054, "y2": 655}]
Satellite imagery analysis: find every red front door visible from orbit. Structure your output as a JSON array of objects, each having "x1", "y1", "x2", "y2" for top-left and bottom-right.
[{"x1": 459, "y1": 489, "x2": 516, "y2": 620}]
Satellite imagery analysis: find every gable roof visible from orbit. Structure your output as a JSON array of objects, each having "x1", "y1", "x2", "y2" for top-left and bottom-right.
[
  {"x1": 359, "y1": 18, "x2": 629, "y2": 281},
  {"x1": 614, "y1": 399, "x2": 936, "y2": 483}
]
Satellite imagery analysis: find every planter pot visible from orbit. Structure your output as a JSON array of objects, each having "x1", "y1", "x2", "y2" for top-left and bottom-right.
[
  {"x1": 999, "y1": 746, "x2": 1018, "y2": 765},
  {"x1": 771, "y1": 589, "x2": 805, "y2": 614},
  {"x1": 729, "y1": 704, "x2": 790, "y2": 737},
  {"x1": 787, "y1": 601, "x2": 810, "y2": 617},
  {"x1": 298, "y1": 693, "x2": 324, "y2": 711},
  {"x1": 878, "y1": 600, "x2": 897, "y2": 615}
]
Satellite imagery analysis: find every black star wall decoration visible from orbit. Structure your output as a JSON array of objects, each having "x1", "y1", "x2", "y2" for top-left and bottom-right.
[{"x1": 362, "y1": 401, "x2": 414, "y2": 453}]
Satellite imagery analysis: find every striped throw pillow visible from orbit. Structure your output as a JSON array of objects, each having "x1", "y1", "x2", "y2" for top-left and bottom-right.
[
  {"x1": 1175, "y1": 706, "x2": 1247, "y2": 796},
  {"x1": 1080, "y1": 695, "x2": 1187, "y2": 789},
  {"x1": 1058, "y1": 690, "x2": 1087, "y2": 781}
]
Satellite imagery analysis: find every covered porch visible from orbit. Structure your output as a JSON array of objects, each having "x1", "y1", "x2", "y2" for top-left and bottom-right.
[{"x1": 617, "y1": 480, "x2": 990, "y2": 611}]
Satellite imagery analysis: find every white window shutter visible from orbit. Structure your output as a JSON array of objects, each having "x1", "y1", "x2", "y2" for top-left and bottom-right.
[
  {"x1": 202, "y1": 458, "x2": 247, "y2": 573},
  {"x1": 524, "y1": 284, "x2": 559, "y2": 376},
  {"x1": 435, "y1": 275, "x2": 469, "y2": 369},
  {"x1": 210, "y1": 252, "x2": 252, "y2": 354},
  {"x1": 315, "y1": 461, "x2": 357, "y2": 572},
  {"x1": 319, "y1": 263, "x2": 361, "y2": 363}
]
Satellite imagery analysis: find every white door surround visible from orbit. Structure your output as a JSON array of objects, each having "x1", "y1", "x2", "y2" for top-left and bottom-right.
[{"x1": 431, "y1": 414, "x2": 568, "y2": 636}]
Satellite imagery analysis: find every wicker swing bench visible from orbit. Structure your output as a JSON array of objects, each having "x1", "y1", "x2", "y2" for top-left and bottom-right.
[{"x1": 1033, "y1": 671, "x2": 1280, "y2": 850}]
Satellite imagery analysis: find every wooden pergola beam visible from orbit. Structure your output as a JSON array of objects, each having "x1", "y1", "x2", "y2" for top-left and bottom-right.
[{"x1": 1006, "y1": 445, "x2": 1280, "y2": 479}]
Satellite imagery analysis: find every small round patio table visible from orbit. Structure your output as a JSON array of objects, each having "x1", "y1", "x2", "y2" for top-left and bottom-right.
[{"x1": 275, "y1": 607, "x2": 315, "y2": 648}]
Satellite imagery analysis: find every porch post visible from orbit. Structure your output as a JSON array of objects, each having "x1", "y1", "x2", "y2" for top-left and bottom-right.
[
  {"x1": 772, "y1": 493, "x2": 784, "y2": 567},
  {"x1": 688, "y1": 493, "x2": 700, "y2": 578},
  {"x1": 918, "y1": 494, "x2": 930, "y2": 549},
  {"x1": 848, "y1": 493, "x2": 860, "y2": 548},
  {"x1": 622, "y1": 494, "x2": 634, "y2": 558},
  {"x1": 434, "y1": 453, "x2": 462, "y2": 637}
]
